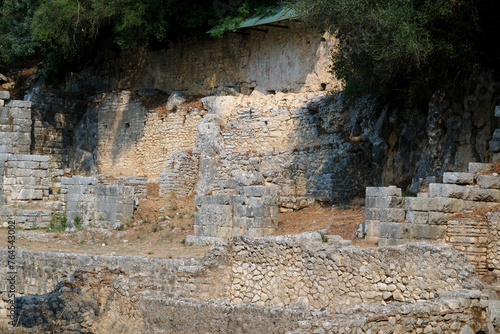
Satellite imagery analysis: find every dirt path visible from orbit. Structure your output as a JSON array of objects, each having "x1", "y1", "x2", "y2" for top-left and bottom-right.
[{"x1": 0, "y1": 200, "x2": 369, "y2": 259}]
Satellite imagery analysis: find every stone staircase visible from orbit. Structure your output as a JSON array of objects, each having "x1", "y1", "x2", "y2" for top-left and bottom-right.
[{"x1": 365, "y1": 161, "x2": 500, "y2": 281}]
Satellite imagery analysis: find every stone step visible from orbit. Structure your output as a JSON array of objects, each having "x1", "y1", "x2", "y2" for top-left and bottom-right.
[
  {"x1": 442, "y1": 172, "x2": 475, "y2": 185},
  {"x1": 468, "y1": 162, "x2": 492, "y2": 173}
]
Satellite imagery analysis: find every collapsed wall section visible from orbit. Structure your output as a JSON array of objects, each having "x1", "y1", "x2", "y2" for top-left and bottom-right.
[{"x1": 195, "y1": 93, "x2": 372, "y2": 208}]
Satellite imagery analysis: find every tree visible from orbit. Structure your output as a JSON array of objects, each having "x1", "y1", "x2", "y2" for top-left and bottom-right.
[{"x1": 290, "y1": 0, "x2": 500, "y2": 115}]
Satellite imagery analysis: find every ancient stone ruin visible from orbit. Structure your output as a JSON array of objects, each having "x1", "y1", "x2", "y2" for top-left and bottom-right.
[{"x1": 1, "y1": 12, "x2": 500, "y2": 333}]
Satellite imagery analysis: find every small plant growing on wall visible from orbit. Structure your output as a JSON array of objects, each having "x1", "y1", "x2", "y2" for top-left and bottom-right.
[
  {"x1": 74, "y1": 216, "x2": 83, "y2": 231},
  {"x1": 47, "y1": 212, "x2": 67, "y2": 232}
]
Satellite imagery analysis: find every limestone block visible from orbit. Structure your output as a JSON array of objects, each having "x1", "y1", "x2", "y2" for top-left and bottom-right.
[
  {"x1": 234, "y1": 172, "x2": 264, "y2": 186},
  {"x1": 428, "y1": 212, "x2": 447, "y2": 225},
  {"x1": 490, "y1": 140, "x2": 500, "y2": 153},
  {"x1": 0, "y1": 91, "x2": 10, "y2": 100},
  {"x1": 0, "y1": 100, "x2": 3, "y2": 107},
  {"x1": 378, "y1": 222, "x2": 411, "y2": 240},
  {"x1": 468, "y1": 187, "x2": 500, "y2": 202},
  {"x1": 365, "y1": 186, "x2": 401, "y2": 198},
  {"x1": 243, "y1": 186, "x2": 269, "y2": 197},
  {"x1": 442, "y1": 172, "x2": 475, "y2": 185},
  {"x1": 477, "y1": 175, "x2": 500, "y2": 189},
  {"x1": 365, "y1": 208, "x2": 405, "y2": 222},
  {"x1": 495, "y1": 106, "x2": 500, "y2": 117},
  {"x1": 365, "y1": 196, "x2": 404, "y2": 209},
  {"x1": 7, "y1": 100, "x2": 30, "y2": 108},
  {"x1": 201, "y1": 204, "x2": 233, "y2": 215},
  {"x1": 406, "y1": 211, "x2": 429, "y2": 224},
  {"x1": 405, "y1": 197, "x2": 431, "y2": 211},
  {"x1": 204, "y1": 195, "x2": 231, "y2": 205},
  {"x1": 468, "y1": 162, "x2": 492, "y2": 173},
  {"x1": 16, "y1": 189, "x2": 43, "y2": 200},
  {"x1": 428, "y1": 183, "x2": 470, "y2": 199},
  {"x1": 361, "y1": 220, "x2": 377, "y2": 239}
]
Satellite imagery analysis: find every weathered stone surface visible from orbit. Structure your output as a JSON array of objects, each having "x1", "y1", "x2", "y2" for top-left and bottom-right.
[
  {"x1": 366, "y1": 186, "x2": 401, "y2": 198},
  {"x1": 443, "y1": 172, "x2": 475, "y2": 185},
  {"x1": 477, "y1": 175, "x2": 500, "y2": 189},
  {"x1": 0, "y1": 90, "x2": 10, "y2": 100}
]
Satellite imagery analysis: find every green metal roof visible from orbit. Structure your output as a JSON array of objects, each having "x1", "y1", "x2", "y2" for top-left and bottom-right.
[
  {"x1": 207, "y1": 4, "x2": 296, "y2": 34},
  {"x1": 237, "y1": 5, "x2": 295, "y2": 29}
]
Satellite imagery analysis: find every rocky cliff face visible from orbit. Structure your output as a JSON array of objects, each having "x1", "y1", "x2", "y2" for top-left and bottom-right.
[
  {"x1": 350, "y1": 70, "x2": 500, "y2": 193},
  {"x1": 20, "y1": 28, "x2": 500, "y2": 203}
]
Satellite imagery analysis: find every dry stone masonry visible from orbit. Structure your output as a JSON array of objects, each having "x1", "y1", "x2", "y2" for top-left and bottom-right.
[
  {"x1": 193, "y1": 172, "x2": 279, "y2": 239},
  {"x1": 62, "y1": 176, "x2": 134, "y2": 229},
  {"x1": 3, "y1": 236, "x2": 495, "y2": 333},
  {"x1": 365, "y1": 162, "x2": 500, "y2": 282}
]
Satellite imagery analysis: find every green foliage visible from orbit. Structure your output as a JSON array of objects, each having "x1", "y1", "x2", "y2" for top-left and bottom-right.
[
  {"x1": 319, "y1": 232, "x2": 328, "y2": 243},
  {"x1": 47, "y1": 212, "x2": 67, "y2": 232},
  {"x1": 0, "y1": 0, "x2": 39, "y2": 62},
  {"x1": 291, "y1": 0, "x2": 500, "y2": 113},
  {"x1": 74, "y1": 215, "x2": 83, "y2": 230},
  {"x1": 209, "y1": 0, "x2": 277, "y2": 36}
]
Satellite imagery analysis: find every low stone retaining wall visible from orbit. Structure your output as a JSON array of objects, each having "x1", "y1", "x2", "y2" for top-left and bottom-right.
[{"x1": 2, "y1": 236, "x2": 493, "y2": 332}]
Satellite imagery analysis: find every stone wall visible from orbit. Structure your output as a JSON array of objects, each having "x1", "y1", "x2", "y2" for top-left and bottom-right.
[
  {"x1": 3, "y1": 237, "x2": 493, "y2": 333},
  {"x1": 62, "y1": 21, "x2": 338, "y2": 96},
  {"x1": 67, "y1": 90, "x2": 371, "y2": 206},
  {"x1": 0, "y1": 91, "x2": 31, "y2": 155},
  {"x1": 193, "y1": 173, "x2": 279, "y2": 238},
  {"x1": 195, "y1": 93, "x2": 372, "y2": 207},
  {"x1": 0, "y1": 154, "x2": 64, "y2": 229},
  {"x1": 70, "y1": 91, "x2": 203, "y2": 180},
  {"x1": 364, "y1": 162, "x2": 500, "y2": 282},
  {"x1": 61, "y1": 176, "x2": 135, "y2": 229}
]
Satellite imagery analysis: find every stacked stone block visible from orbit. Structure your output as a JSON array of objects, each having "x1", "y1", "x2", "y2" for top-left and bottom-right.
[
  {"x1": 95, "y1": 185, "x2": 134, "y2": 226},
  {"x1": 0, "y1": 91, "x2": 31, "y2": 155},
  {"x1": 62, "y1": 175, "x2": 98, "y2": 228},
  {"x1": 366, "y1": 162, "x2": 500, "y2": 281},
  {"x1": 62, "y1": 176, "x2": 135, "y2": 229},
  {"x1": 446, "y1": 218, "x2": 489, "y2": 276},
  {"x1": 0, "y1": 153, "x2": 64, "y2": 229},
  {"x1": 158, "y1": 150, "x2": 199, "y2": 197},
  {"x1": 364, "y1": 186, "x2": 405, "y2": 244},
  {"x1": 1, "y1": 154, "x2": 60, "y2": 202},
  {"x1": 487, "y1": 212, "x2": 500, "y2": 279},
  {"x1": 193, "y1": 173, "x2": 278, "y2": 238}
]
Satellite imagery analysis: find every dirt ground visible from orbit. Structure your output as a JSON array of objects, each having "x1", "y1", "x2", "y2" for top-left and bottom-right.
[{"x1": 0, "y1": 196, "x2": 369, "y2": 260}]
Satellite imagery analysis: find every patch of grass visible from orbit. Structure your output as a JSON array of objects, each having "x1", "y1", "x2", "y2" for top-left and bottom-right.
[
  {"x1": 319, "y1": 232, "x2": 329, "y2": 243},
  {"x1": 74, "y1": 216, "x2": 83, "y2": 231},
  {"x1": 47, "y1": 212, "x2": 67, "y2": 232}
]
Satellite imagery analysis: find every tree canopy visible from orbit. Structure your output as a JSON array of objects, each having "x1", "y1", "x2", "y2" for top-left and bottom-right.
[
  {"x1": 0, "y1": 0, "x2": 277, "y2": 74},
  {"x1": 290, "y1": 0, "x2": 500, "y2": 114}
]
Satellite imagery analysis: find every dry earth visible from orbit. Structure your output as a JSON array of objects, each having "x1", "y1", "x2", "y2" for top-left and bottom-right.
[{"x1": 0, "y1": 197, "x2": 368, "y2": 259}]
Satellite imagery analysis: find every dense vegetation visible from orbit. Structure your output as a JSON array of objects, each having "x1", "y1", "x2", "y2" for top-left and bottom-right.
[
  {"x1": 0, "y1": 0, "x2": 276, "y2": 74},
  {"x1": 291, "y1": 0, "x2": 500, "y2": 114},
  {"x1": 1, "y1": 0, "x2": 498, "y2": 112}
]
